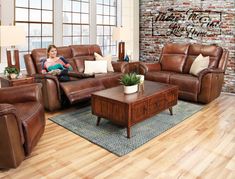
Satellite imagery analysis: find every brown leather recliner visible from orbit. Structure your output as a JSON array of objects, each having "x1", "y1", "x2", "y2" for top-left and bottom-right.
[
  {"x1": 140, "y1": 43, "x2": 229, "y2": 103},
  {"x1": 24, "y1": 44, "x2": 128, "y2": 111},
  {"x1": 0, "y1": 84, "x2": 45, "y2": 168}
]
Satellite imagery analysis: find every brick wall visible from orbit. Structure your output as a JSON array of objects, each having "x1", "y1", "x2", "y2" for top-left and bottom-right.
[{"x1": 140, "y1": 0, "x2": 235, "y2": 93}]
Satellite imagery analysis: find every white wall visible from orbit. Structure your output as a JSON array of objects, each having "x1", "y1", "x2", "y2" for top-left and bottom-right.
[
  {"x1": 0, "y1": 0, "x2": 140, "y2": 73},
  {"x1": 0, "y1": 0, "x2": 15, "y2": 73},
  {"x1": 53, "y1": 0, "x2": 63, "y2": 46},
  {"x1": 122, "y1": 0, "x2": 139, "y2": 61}
]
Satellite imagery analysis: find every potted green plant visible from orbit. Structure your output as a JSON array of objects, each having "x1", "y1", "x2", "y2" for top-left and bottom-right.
[
  {"x1": 120, "y1": 73, "x2": 141, "y2": 94},
  {"x1": 4, "y1": 67, "x2": 20, "y2": 79}
]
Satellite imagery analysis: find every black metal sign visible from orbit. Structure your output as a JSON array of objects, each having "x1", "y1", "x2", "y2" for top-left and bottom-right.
[{"x1": 151, "y1": 9, "x2": 222, "y2": 39}]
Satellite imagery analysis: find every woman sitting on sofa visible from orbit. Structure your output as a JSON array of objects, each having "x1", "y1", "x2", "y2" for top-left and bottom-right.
[{"x1": 41, "y1": 44, "x2": 94, "y2": 81}]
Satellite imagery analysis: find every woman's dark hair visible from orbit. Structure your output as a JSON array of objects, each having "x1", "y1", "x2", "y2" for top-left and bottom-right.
[{"x1": 47, "y1": 44, "x2": 57, "y2": 57}]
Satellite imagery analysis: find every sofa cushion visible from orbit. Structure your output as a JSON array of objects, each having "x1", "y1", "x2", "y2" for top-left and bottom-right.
[
  {"x1": 84, "y1": 60, "x2": 107, "y2": 74},
  {"x1": 169, "y1": 73, "x2": 200, "y2": 94},
  {"x1": 145, "y1": 71, "x2": 173, "y2": 83},
  {"x1": 184, "y1": 44, "x2": 223, "y2": 73},
  {"x1": 60, "y1": 79, "x2": 105, "y2": 104},
  {"x1": 73, "y1": 56, "x2": 95, "y2": 73},
  {"x1": 94, "y1": 52, "x2": 114, "y2": 72},
  {"x1": 160, "y1": 43, "x2": 189, "y2": 73},
  {"x1": 189, "y1": 54, "x2": 209, "y2": 76}
]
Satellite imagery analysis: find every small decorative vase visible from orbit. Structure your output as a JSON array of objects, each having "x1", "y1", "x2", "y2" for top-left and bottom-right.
[
  {"x1": 136, "y1": 75, "x2": 144, "y2": 83},
  {"x1": 136, "y1": 75, "x2": 145, "y2": 92},
  {"x1": 123, "y1": 84, "x2": 138, "y2": 94}
]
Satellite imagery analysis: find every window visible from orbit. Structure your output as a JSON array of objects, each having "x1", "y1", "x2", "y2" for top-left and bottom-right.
[
  {"x1": 96, "y1": 0, "x2": 117, "y2": 55},
  {"x1": 15, "y1": 0, "x2": 54, "y2": 68},
  {"x1": 63, "y1": 0, "x2": 90, "y2": 45},
  {"x1": 13, "y1": 0, "x2": 120, "y2": 69}
]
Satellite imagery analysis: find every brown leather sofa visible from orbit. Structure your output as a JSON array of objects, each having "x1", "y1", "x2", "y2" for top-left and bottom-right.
[
  {"x1": 140, "y1": 43, "x2": 229, "y2": 103},
  {"x1": 24, "y1": 45, "x2": 128, "y2": 111},
  {"x1": 0, "y1": 84, "x2": 45, "y2": 168}
]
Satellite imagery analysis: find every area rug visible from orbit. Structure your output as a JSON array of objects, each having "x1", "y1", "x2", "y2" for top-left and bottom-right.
[{"x1": 49, "y1": 101, "x2": 204, "y2": 156}]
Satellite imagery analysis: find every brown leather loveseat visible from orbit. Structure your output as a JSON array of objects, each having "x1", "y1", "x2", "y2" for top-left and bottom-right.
[
  {"x1": 24, "y1": 45, "x2": 128, "y2": 111},
  {"x1": 0, "y1": 84, "x2": 45, "y2": 168},
  {"x1": 140, "y1": 43, "x2": 229, "y2": 103}
]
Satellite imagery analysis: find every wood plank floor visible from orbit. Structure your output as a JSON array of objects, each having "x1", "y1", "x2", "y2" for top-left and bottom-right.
[{"x1": 1, "y1": 93, "x2": 235, "y2": 178}]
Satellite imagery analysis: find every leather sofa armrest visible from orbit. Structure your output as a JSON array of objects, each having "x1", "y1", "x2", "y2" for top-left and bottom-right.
[
  {"x1": 198, "y1": 68, "x2": 224, "y2": 81},
  {"x1": 0, "y1": 103, "x2": 24, "y2": 144},
  {"x1": 0, "y1": 104, "x2": 25, "y2": 168},
  {"x1": 139, "y1": 62, "x2": 161, "y2": 74},
  {"x1": 197, "y1": 68, "x2": 225, "y2": 103},
  {"x1": 33, "y1": 73, "x2": 59, "y2": 81},
  {"x1": 24, "y1": 54, "x2": 37, "y2": 75},
  {"x1": 111, "y1": 61, "x2": 128, "y2": 73},
  {"x1": 32, "y1": 74, "x2": 62, "y2": 111},
  {"x1": 0, "y1": 103, "x2": 17, "y2": 116},
  {"x1": 0, "y1": 83, "x2": 42, "y2": 104},
  {"x1": 32, "y1": 74, "x2": 61, "y2": 101}
]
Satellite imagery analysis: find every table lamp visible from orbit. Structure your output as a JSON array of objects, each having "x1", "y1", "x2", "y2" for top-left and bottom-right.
[
  {"x1": 112, "y1": 27, "x2": 127, "y2": 61},
  {"x1": 0, "y1": 26, "x2": 26, "y2": 71}
]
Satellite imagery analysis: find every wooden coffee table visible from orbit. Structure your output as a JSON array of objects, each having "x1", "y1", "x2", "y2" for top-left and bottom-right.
[{"x1": 91, "y1": 81, "x2": 178, "y2": 138}]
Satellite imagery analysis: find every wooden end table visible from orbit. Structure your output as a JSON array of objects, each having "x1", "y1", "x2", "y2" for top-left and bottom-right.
[
  {"x1": 0, "y1": 75, "x2": 34, "y2": 87},
  {"x1": 91, "y1": 81, "x2": 178, "y2": 138}
]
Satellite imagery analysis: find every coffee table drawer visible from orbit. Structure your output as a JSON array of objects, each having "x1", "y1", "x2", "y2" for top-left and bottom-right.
[
  {"x1": 131, "y1": 99, "x2": 148, "y2": 124},
  {"x1": 166, "y1": 88, "x2": 178, "y2": 106},
  {"x1": 92, "y1": 96, "x2": 127, "y2": 125},
  {"x1": 148, "y1": 94, "x2": 166, "y2": 116}
]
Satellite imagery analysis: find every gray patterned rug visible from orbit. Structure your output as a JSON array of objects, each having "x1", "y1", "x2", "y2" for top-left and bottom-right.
[{"x1": 49, "y1": 101, "x2": 204, "y2": 156}]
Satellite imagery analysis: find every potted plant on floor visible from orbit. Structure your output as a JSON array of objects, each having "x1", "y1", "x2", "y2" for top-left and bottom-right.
[
  {"x1": 4, "y1": 67, "x2": 20, "y2": 79},
  {"x1": 120, "y1": 73, "x2": 140, "y2": 94}
]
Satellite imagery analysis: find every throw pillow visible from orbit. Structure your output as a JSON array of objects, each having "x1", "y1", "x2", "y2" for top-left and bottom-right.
[
  {"x1": 94, "y1": 52, "x2": 114, "y2": 72},
  {"x1": 189, "y1": 54, "x2": 210, "y2": 76},
  {"x1": 84, "y1": 60, "x2": 108, "y2": 74}
]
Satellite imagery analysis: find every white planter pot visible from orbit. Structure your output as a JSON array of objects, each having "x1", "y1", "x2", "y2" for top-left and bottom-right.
[
  {"x1": 123, "y1": 84, "x2": 138, "y2": 94},
  {"x1": 9, "y1": 73, "x2": 18, "y2": 79}
]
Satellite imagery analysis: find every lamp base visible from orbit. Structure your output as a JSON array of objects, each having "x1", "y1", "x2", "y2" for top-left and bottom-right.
[
  {"x1": 6, "y1": 48, "x2": 20, "y2": 70},
  {"x1": 118, "y1": 42, "x2": 125, "y2": 61}
]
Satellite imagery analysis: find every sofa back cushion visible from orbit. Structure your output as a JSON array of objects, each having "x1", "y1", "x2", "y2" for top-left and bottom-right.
[
  {"x1": 57, "y1": 46, "x2": 73, "y2": 59},
  {"x1": 160, "y1": 43, "x2": 189, "y2": 73},
  {"x1": 70, "y1": 45, "x2": 102, "y2": 72},
  {"x1": 57, "y1": 47, "x2": 77, "y2": 71},
  {"x1": 73, "y1": 56, "x2": 95, "y2": 72},
  {"x1": 70, "y1": 44, "x2": 102, "y2": 57},
  {"x1": 184, "y1": 44, "x2": 223, "y2": 73}
]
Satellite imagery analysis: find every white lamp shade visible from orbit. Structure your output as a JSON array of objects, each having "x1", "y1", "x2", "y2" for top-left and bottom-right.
[
  {"x1": 0, "y1": 26, "x2": 26, "y2": 47},
  {"x1": 112, "y1": 27, "x2": 129, "y2": 41}
]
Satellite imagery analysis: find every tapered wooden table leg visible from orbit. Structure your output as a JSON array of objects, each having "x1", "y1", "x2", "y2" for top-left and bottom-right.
[
  {"x1": 127, "y1": 127, "x2": 131, "y2": 138},
  {"x1": 96, "y1": 117, "x2": 101, "y2": 126},
  {"x1": 169, "y1": 107, "x2": 173, "y2": 115}
]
